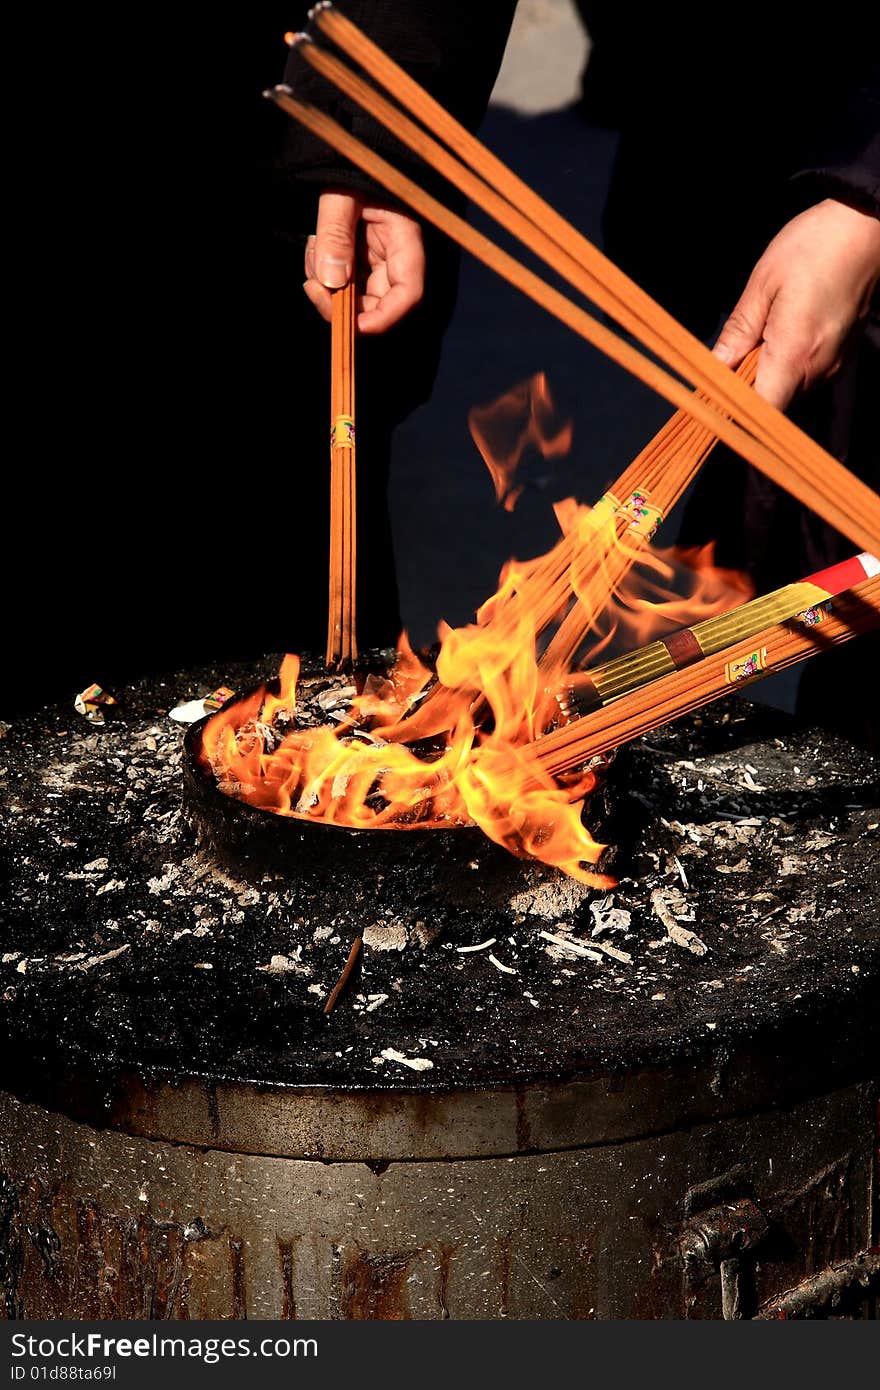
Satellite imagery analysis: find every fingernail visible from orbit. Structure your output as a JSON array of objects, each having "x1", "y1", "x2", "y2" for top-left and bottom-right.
[
  {"x1": 317, "y1": 255, "x2": 350, "y2": 289},
  {"x1": 713, "y1": 342, "x2": 734, "y2": 364}
]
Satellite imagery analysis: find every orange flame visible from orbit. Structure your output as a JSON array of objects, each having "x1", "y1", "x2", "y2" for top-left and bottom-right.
[
  {"x1": 201, "y1": 379, "x2": 750, "y2": 885},
  {"x1": 469, "y1": 372, "x2": 573, "y2": 512}
]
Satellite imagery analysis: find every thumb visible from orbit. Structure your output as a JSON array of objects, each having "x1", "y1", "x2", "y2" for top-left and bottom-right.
[
  {"x1": 714, "y1": 273, "x2": 772, "y2": 369},
  {"x1": 314, "y1": 191, "x2": 360, "y2": 289}
]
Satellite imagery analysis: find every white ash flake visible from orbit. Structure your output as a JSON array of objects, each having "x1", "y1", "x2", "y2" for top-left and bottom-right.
[
  {"x1": 315, "y1": 685, "x2": 356, "y2": 712},
  {"x1": 589, "y1": 896, "x2": 632, "y2": 936},
  {"x1": 83, "y1": 857, "x2": 109, "y2": 872},
  {"x1": 377, "y1": 1048, "x2": 434, "y2": 1072},
  {"x1": 70, "y1": 945, "x2": 130, "y2": 971},
  {"x1": 168, "y1": 697, "x2": 211, "y2": 725},
  {"x1": 362, "y1": 920, "x2": 408, "y2": 952},
  {"x1": 256, "y1": 952, "x2": 312, "y2": 977},
  {"x1": 508, "y1": 877, "x2": 592, "y2": 921},
  {"x1": 667, "y1": 925, "x2": 707, "y2": 956},
  {"x1": 488, "y1": 953, "x2": 517, "y2": 975},
  {"x1": 147, "y1": 867, "x2": 178, "y2": 895},
  {"x1": 803, "y1": 829, "x2": 839, "y2": 851},
  {"x1": 591, "y1": 939, "x2": 633, "y2": 965},
  {"x1": 95, "y1": 879, "x2": 127, "y2": 895},
  {"x1": 538, "y1": 930, "x2": 603, "y2": 963},
  {"x1": 650, "y1": 887, "x2": 708, "y2": 956},
  {"x1": 778, "y1": 854, "x2": 805, "y2": 876},
  {"x1": 739, "y1": 769, "x2": 766, "y2": 792}
]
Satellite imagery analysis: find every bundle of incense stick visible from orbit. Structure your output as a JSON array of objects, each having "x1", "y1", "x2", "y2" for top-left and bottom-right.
[
  {"x1": 528, "y1": 348, "x2": 760, "y2": 676},
  {"x1": 532, "y1": 574, "x2": 880, "y2": 776},
  {"x1": 559, "y1": 552, "x2": 879, "y2": 718},
  {"x1": 270, "y1": 16, "x2": 880, "y2": 560},
  {"x1": 326, "y1": 281, "x2": 358, "y2": 667}
]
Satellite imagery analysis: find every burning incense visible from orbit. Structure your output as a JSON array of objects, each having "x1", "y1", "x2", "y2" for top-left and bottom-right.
[
  {"x1": 534, "y1": 574, "x2": 880, "y2": 775},
  {"x1": 326, "y1": 281, "x2": 358, "y2": 667},
  {"x1": 373, "y1": 351, "x2": 760, "y2": 744},
  {"x1": 290, "y1": 13, "x2": 880, "y2": 558},
  {"x1": 532, "y1": 349, "x2": 760, "y2": 676}
]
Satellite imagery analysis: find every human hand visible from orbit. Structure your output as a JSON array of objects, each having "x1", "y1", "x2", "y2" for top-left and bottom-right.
[
  {"x1": 713, "y1": 199, "x2": 880, "y2": 409},
  {"x1": 303, "y1": 191, "x2": 425, "y2": 334}
]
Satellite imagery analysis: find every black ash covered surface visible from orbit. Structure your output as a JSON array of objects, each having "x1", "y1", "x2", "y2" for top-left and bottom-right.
[{"x1": 0, "y1": 657, "x2": 878, "y2": 1098}]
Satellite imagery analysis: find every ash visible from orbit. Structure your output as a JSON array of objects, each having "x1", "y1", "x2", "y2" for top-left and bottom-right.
[{"x1": 1, "y1": 657, "x2": 878, "y2": 1092}]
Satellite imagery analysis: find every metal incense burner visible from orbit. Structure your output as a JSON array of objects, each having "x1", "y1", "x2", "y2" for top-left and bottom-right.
[{"x1": 1, "y1": 656, "x2": 877, "y2": 1319}]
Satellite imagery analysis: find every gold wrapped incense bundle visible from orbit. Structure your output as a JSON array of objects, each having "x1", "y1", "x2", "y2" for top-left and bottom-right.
[
  {"x1": 326, "y1": 281, "x2": 358, "y2": 667},
  {"x1": 560, "y1": 553, "x2": 878, "y2": 717},
  {"x1": 533, "y1": 574, "x2": 880, "y2": 776}
]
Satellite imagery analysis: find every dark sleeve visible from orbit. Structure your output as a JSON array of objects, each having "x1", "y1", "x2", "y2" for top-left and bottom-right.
[
  {"x1": 788, "y1": 64, "x2": 880, "y2": 217},
  {"x1": 276, "y1": 0, "x2": 517, "y2": 208}
]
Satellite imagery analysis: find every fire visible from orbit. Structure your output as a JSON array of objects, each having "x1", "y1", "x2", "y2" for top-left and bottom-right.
[
  {"x1": 468, "y1": 372, "x2": 573, "y2": 512},
  {"x1": 199, "y1": 378, "x2": 749, "y2": 885}
]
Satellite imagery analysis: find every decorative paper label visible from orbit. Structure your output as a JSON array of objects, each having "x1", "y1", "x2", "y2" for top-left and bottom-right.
[
  {"x1": 725, "y1": 648, "x2": 768, "y2": 684},
  {"x1": 619, "y1": 489, "x2": 663, "y2": 539},
  {"x1": 796, "y1": 602, "x2": 833, "y2": 628},
  {"x1": 330, "y1": 414, "x2": 355, "y2": 448},
  {"x1": 74, "y1": 683, "x2": 117, "y2": 726},
  {"x1": 203, "y1": 686, "x2": 236, "y2": 712}
]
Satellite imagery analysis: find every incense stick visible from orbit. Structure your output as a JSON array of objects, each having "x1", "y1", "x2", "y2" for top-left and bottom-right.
[
  {"x1": 533, "y1": 575, "x2": 880, "y2": 775},
  {"x1": 326, "y1": 280, "x2": 358, "y2": 668},
  {"x1": 323, "y1": 932, "x2": 363, "y2": 1015},
  {"x1": 266, "y1": 82, "x2": 880, "y2": 562}
]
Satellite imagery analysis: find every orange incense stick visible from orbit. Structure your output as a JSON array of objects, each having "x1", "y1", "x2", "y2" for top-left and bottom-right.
[{"x1": 326, "y1": 281, "x2": 358, "y2": 667}]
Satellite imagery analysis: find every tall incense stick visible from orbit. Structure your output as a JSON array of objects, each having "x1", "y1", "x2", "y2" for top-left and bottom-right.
[{"x1": 326, "y1": 281, "x2": 357, "y2": 667}]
